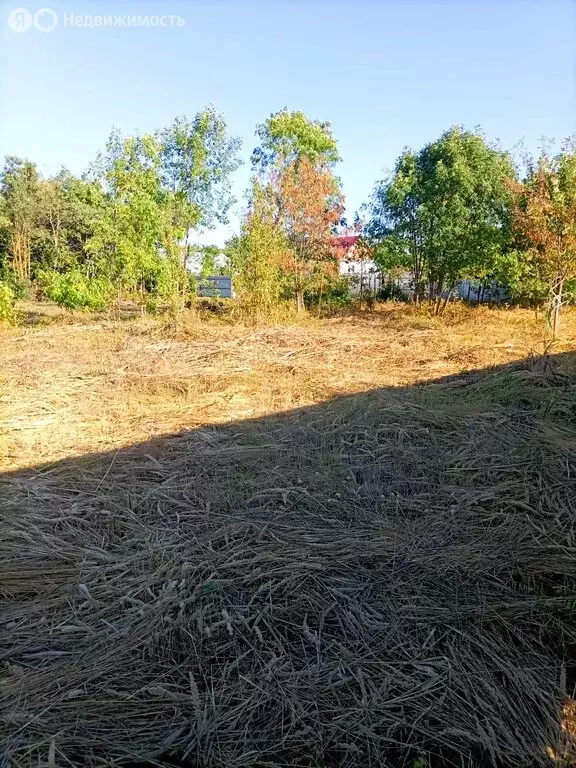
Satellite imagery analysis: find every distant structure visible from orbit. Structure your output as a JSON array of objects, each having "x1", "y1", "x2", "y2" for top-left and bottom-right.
[
  {"x1": 332, "y1": 234, "x2": 360, "y2": 257},
  {"x1": 197, "y1": 276, "x2": 233, "y2": 299},
  {"x1": 332, "y1": 234, "x2": 385, "y2": 296},
  {"x1": 457, "y1": 280, "x2": 509, "y2": 304},
  {"x1": 332, "y1": 235, "x2": 509, "y2": 304}
]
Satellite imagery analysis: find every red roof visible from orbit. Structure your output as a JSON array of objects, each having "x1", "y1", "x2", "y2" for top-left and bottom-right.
[{"x1": 332, "y1": 235, "x2": 360, "y2": 249}]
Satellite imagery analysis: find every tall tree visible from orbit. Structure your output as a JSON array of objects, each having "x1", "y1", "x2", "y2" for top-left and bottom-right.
[
  {"x1": 277, "y1": 158, "x2": 343, "y2": 311},
  {"x1": 159, "y1": 108, "x2": 242, "y2": 261},
  {"x1": 508, "y1": 141, "x2": 576, "y2": 334},
  {"x1": 0, "y1": 156, "x2": 41, "y2": 279},
  {"x1": 252, "y1": 109, "x2": 339, "y2": 173},
  {"x1": 226, "y1": 183, "x2": 286, "y2": 316},
  {"x1": 61, "y1": 172, "x2": 108, "y2": 265},
  {"x1": 34, "y1": 170, "x2": 106, "y2": 271},
  {"x1": 88, "y1": 131, "x2": 169, "y2": 298},
  {"x1": 36, "y1": 178, "x2": 66, "y2": 268},
  {"x1": 367, "y1": 127, "x2": 515, "y2": 311},
  {"x1": 249, "y1": 110, "x2": 343, "y2": 311}
]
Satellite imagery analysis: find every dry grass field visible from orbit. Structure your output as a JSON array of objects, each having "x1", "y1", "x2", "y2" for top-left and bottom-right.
[
  {"x1": 2, "y1": 302, "x2": 575, "y2": 471},
  {"x1": 1, "y1": 301, "x2": 576, "y2": 767}
]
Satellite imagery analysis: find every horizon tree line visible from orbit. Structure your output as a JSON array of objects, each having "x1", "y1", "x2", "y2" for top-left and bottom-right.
[{"x1": 1, "y1": 108, "x2": 575, "y2": 331}]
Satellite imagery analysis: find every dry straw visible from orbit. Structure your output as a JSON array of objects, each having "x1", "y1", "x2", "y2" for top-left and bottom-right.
[{"x1": 1, "y1": 305, "x2": 576, "y2": 766}]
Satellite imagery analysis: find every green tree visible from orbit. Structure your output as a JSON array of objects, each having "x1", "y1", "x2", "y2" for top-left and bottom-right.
[
  {"x1": 249, "y1": 110, "x2": 343, "y2": 311},
  {"x1": 88, "y1": 131, "x2": 172, "y2": 303},
  {"x1": 0, "y1": 156, "x2": 41, "y2": 279},
  {"x1": 159, "y1": 108, "x2": 242, "y2": 262},
  {"x1": 35, "y1": 178, "x2": 67, "y2": 268},
  {"x1": 252, "y1": 109, "x2": 339, "y2": 173},
  {"x1": 226, "y1": 183, "x2": 286, "y2": 316},
  {"x1": 186, "y1": 244, "x2": 222, "y2": 277},
  {"x1": 34, "y1": 170, "x2": 107, "y2": 271},
  {"x1": 507, "y1": 140, "x2": 576, "y2": 334},
  {"x1": 367, "y1": 127, "x2": 515, "y2": 311}
]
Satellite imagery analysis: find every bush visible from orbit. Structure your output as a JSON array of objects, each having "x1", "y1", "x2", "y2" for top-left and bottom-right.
[
  {"x1": 195, "y1": 296, "x2": 232, "y2": 315},
  {"x1": 0, "y1": 281, "x2": 17, "y2": 324},
  {"x1": 376, "y1": 281, "x2": 409, "y2": 302},
  {"x1": 305, "y1": 276, "x2": 352, "y2": 311},
  {"x1": 38, "y1": 269, "x2": 112, "y2": 312},
  {"x1": 564, "y1": 279, "x2": 576, "y2": 304},
  {"x1": 144, "y1": 295, "x2": 161, "y2": 314},
  {"x1": 0, "y1": 266, "x2": 31, "y2": 300}
]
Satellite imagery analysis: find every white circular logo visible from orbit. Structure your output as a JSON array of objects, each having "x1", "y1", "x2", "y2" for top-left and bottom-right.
[
  {"x1": 7, "y1": 7, "x2": 33, "y2": 31},
  {"x1": 34, "y1": 7, "x2": 57, "y2": 31}
]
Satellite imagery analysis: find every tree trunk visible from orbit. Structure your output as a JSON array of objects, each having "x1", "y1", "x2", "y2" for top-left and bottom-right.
[
  {"x1": 317, "y1": 274, "x2": 324, "y2": 317},
  {"x1": 11, "y1": 230, "x2": 31, "y2": 280},
  {"x1": 439, "y1": 283, "x2": 456, "y2": 315},
  {"x1": 479, "y1": 280, "x2": 486, "y2": 304},
  {"x1": 414, "y1": 281, "x2": 423, "y2": 305},
  {"x1": 412, "y1": 268, "x2": 420, "y2": 305},
  {"x1": 550, "y1": 279, "x2": 564, "y2": 338},
  {"x1": 296, "y1": 290, "x2": 305, "y2": 313},
  {"x1": 433, "y1": 278, "x2": 445, "y2": 315}
]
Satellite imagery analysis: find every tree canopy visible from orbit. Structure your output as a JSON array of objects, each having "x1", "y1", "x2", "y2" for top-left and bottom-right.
[
  {"x1": 252, "y1": 109, "x2": 339, "y2": 173},
  {"x1": 0, "y1": 109, "x2": 241, "y2": 315},
  {"x1": 240, "y1": 110, "x2": 343, "y2": 312},
  {"x1": 1, "y1": 108, "x2": 575, "y2": 328},
  {"x1": 367, "y1": 127, "x2": 516, "y2": 310},
  {"x1": 507, "y1": 141, "x2": 576, "y2": 332},
  {"x1": 160, "y1": 107, "x2": 242, "y2": 231}
]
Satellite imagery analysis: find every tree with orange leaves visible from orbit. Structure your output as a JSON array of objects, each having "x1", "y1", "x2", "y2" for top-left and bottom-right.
[
  {"x1": 276, "y1": 157, "x2": 343, "y2": 312},
  {"x1": 508, "y1": 143, "x2": 576, "y2": 335},
  {"x1": 249, "y1": 110, "x2": 343, "y2": 312}
]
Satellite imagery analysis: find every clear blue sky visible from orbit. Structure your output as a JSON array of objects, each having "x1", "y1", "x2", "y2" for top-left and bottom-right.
[{"x1": 1, "y1": 0, "x2": 575, "y2": 244}]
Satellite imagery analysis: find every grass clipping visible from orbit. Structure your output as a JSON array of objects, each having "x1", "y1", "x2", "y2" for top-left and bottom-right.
[{"x1": 2, "y1": 355, "x2": 576, "y2": 767}]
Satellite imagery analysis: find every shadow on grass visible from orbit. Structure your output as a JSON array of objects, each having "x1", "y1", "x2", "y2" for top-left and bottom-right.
[{"x1": 1, "y1": 351, "x2": 576, "y2": 767}]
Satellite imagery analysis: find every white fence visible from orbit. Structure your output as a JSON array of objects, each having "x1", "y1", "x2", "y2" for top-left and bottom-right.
[{"x1": 340, "y1": 262, "x2": 509, "y2": 303}]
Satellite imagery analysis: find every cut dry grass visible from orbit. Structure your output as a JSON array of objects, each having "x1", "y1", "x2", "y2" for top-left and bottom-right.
[
  {"x1": 1, "y1": 302, "x2": 575, "y2": 472},
  {"x1": 1, "y1": 302, "x2": 576, "y2": 767}
]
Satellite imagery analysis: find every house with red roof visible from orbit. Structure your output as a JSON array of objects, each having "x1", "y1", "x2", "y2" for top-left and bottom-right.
[{"x1": 332, "y1": 233, "x2": 383, "y2": 295}]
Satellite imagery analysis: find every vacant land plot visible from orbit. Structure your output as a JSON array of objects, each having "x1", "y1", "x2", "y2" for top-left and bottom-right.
[
  {"x1": 2, "y1": 303, "x2": 574, "y2": 471},
  {"x1": 1, "y1": 303, "x2": 576, "y2": 767}
]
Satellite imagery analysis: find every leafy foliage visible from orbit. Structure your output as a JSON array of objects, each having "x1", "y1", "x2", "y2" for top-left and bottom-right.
[
  {"x1": 187, "y1": 244, "x2": 223, "y2": 278},
  {"x1": 367, "y1": 127, "x2": 515, "y2": 311},
  {"x1": 0, "y1": 156, "x2": 41, "y2": 279},
  {"x1": 226, "y1": 184, "x2": 286, "y2": 316},
  {"x1": 276, "y1": 158, "x2": 344, "y2": 310},
  {"x1": 305, "y1": 275, "x2": 351, "y2": 311},
  {"x1": 3, "y1": 110, "x2": 576, "y2": 331},
  {"x1": 34, "y1": 170, "x2": 107, "y2": 272},
  {"x1": 507, "y1": 142, "x2": 576, "y2": 332},
  {"x1": 0, "y1": 281, "x2": 17, "y2": 323},
  {"x1": 252, "y1": 109, "x2": 339, "y2": 172},
  {"x1": 0, "y1": 112, "x2": 240, "y2": 317},
  {"x1": 88, "y1": 133, "x2": 166, "y2": 293},
  {"x1": 0, "y1": 265, "x2": 31, "y2": 300},
  {"x1": 38, "y1": 268, "x2": 112, "y2": 311},
  {"x1": 244, "y1": 112, "x2": 344, "y2": 313},
  {"x1": 160, "y1": 109, "x2": 242, "y2": 231}
]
